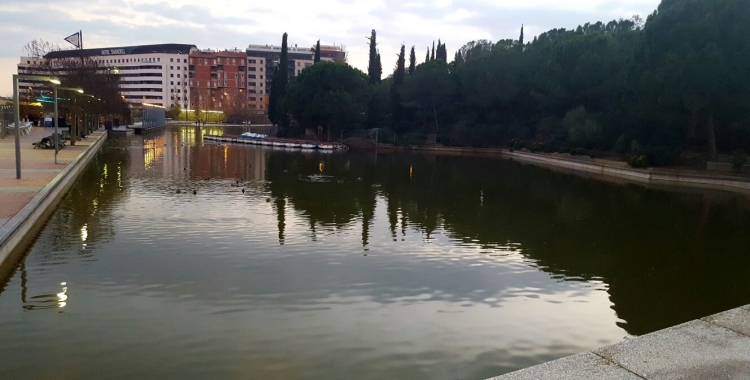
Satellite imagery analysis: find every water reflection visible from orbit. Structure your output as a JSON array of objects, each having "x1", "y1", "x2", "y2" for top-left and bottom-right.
[{"x1": 0, "y1": 125, "x2": 749, "y2": 380}]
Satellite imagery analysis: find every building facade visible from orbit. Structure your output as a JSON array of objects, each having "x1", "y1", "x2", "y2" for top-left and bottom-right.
[
  {"x1": 188, "y1": 49, "x2": 247, "y2": 113},
  {"x1": 17, "y1": 44, "x2": 197, "y2": 109}
]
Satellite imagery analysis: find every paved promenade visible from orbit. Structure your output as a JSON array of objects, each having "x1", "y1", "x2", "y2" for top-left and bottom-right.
[
  {"x1": 0, "y1": 127, "x2": 103, "y2": 228},
  {"x1": 0, "y1": 127, "x2": 106, "y2": 273},
  {"x1": 489, "y1": 305, "x2": 750, "y2": 380}
]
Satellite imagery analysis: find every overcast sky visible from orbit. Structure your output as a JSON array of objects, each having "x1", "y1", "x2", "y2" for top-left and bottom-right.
[{"x1": 0, "y1": 0, "x2": 660, "y2": 97}]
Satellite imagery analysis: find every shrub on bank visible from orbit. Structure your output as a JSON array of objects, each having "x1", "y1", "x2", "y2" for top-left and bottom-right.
[
  {"x1": 732, "y1": 150, "x2": 748, "y2": 173},
  {"x1": 628, "y1": 155, "x2": 649, "y2": 168}
]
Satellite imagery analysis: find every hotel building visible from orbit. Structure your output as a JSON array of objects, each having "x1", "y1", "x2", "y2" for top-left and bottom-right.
[{"x1": 17, "y1": 43, "x2": 198, "y2": 109}]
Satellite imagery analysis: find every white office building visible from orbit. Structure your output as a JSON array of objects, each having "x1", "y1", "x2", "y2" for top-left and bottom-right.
[{"x1": 18, "y1": 44, "x2": 198, "y2": 109}]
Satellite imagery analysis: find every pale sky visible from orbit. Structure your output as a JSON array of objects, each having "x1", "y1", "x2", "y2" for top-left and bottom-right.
[{"x1": 0, "y1": 0, "x2": 660, "y2": 97}]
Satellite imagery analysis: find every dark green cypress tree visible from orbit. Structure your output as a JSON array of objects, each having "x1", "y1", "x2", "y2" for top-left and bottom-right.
[
  {"x1": 425, "y1": 47, "x2": 429, "y2": 63},
  {"x1": 391, "y1": 44, "x2": 406, "y2": 130},
  {"x1": 314, "y1": 40, "x2": 321, "y2": 63},
  {"x1": 367, "y1": 30, "x2": 381, "y2": 83},
  {"x1": 431, "y1": 41, "x2": 435, "y2": 61},
  {"x1": 269, "y1": 32, "x2": 289, "y2": 127},
  {"x1": 409, "y1": 46, "x2": 416, "y2": 75},
  {"x1": 375, "y1": 52, "x2": 382, "y2": 82},
  {"x1": 518, "y1": 24, "x2": 524, "y2": 51}
]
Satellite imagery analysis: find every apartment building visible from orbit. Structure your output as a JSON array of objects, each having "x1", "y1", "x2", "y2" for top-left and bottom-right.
[
  {"x1": 245, "y1": 44, "x2": 315, "y2": 112},
  {"x1": 18, "y1": 44, "x2": 197, "y2": 109},
  {"x1": 188, "y1": 49, "x2": 247, "y2": 112}
]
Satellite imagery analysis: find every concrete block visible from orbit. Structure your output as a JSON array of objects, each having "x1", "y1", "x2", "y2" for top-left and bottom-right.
[
  {"x1": 486, "y1": 352, "x2": 642, "y2": 380},
  {"x1": 595, "y1": 320, "x2": 750, "y2": 379},
  {"x1": 704, "y1": 308, "x2": 750, "y2": 337}
]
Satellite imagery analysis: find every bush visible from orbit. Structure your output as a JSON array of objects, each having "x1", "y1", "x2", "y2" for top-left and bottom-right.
[
  {"x1": 531, "y1": 142, "x2": 549, "y2": 153},
  {"x1": 563, "y1": 106, "x2": 602, "y2": 148},
  {"x1": 569, "y1": 147, "x2": 587, "y2": 156},
  {"x1": 647, "y1": 146, "x2": 679, "y2": 167},
  {"x1": 732, "y1": 150, "x2": 748, "y2": 173},
  {"x1": 613, "y1": 135, "x2": 629, "y2": 154},
  {"x1": 628, "y1": 155, "x2": 649, "y2": 168},
  {"x1": 508, "y1": 138, "x2": 524, "y2": 150}
]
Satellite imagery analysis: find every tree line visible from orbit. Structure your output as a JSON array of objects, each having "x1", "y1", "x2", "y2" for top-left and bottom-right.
[{"x1": 272, "y1": 0, "x2": 750, "y2": 167}]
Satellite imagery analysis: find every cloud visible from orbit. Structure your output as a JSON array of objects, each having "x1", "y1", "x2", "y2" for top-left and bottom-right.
[{"x1": 0, "y1": 0, "x2": 660, "y2": 96}]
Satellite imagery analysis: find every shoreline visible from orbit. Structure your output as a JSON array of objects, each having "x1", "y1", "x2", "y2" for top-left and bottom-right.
[{"x1": 376, "y1": 144, "x2": 750, "y2": 194}]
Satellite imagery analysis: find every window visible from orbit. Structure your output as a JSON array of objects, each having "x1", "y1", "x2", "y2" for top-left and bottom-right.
[
  {"x1": 170, "y1": 58, "x2": 174, "y2": 62},
  {"x1": 248, "y1": 82, "x2": 256, "y2": 87},
  {"x1": 260, "y1": 60, "x2": 263, "y2": 64},
  {"x1": 249, "y1": 74, "x2": 256, "y2": 79},
  {"x1": 170, "y1": 74, "x2": 174, "y2": 77},
  {"x1": 249, "y1": 59, "x2": 256, "y2": 64},
  {"x1": 260, "y1": 83, "x2": 263, "y2": 87},
  {"x1": 170, "y1": 81, "x2": 174, "y2": 85},
  {"x1": 170, "y1": 66, "x2": 174, "y2": 70},
  {"x1": 177, "y1": 89, "x2": 181, "y2": 93},
  {"x1": 177, "y1": 74, "x2": 180, "y2": 78},
  {"x1": 260, "y1": 75, "x2": 263, "y2": 79},
  {"x1": 297, "y1": 62, "x2": 300, "y2": 66},
  {"x1": 158, "y1": 58, "x2": 161, "y2": 62},
  {"x1": 171, "y1": 89, "x2": 174, "y2": 93},
  {"x1": 249, "y1": 67, "x2": 256, "y2": 72},
  {"x1": 260, "y1": 68, "x2": 263, "y2": 72}
]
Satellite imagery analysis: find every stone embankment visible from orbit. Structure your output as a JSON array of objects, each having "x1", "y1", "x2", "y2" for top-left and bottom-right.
[
  {"x1": 0, "y1": 128, "x2": 107, "y2": 275},
  {"x1": 487, "y1": 305, "x2": 750, "y2": 379}
]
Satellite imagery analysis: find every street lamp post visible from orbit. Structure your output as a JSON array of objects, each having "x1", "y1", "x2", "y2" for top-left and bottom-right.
[
  {"x1": 52, "y1": 87, "x2": 84, "y2": 164},
  {"x1": 12, "y1": 74, "x2": 60, "y2": 179}
]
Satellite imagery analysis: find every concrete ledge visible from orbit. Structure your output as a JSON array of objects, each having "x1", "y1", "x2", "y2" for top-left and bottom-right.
[
  {"x1": 503, "y1": 150, "x2": 750, "y2": 194},
  {"x1": 488, "y1": 305, "x2": 750, "y2": 380},
  {"x1": 0, "y1": 131, "x2": 107, "y2": 275}
]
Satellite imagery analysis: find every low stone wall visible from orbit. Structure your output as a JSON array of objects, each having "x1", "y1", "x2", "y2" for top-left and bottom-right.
[{"x1": 503, "y1": 150, "x2": 750, "y2": 193}]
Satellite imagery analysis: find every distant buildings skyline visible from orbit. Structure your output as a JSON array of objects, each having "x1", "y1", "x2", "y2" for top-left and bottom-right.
[{"x1": 16, "y1": 41, "x2": 348, "y2": 113}]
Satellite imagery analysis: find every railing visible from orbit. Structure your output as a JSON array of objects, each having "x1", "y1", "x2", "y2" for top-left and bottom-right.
[{"x1": 0, "y1": 106, "x2": 12, "y2": 139}]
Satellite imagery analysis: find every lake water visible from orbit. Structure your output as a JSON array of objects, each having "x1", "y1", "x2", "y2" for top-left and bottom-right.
[{"x1": 1, "y1": 125, "x2": 749, "y2": 380}]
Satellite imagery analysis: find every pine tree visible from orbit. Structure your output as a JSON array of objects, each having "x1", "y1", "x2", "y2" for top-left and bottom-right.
[
  {"x1": 431, "y1": 41, "x2": 435, "y2": 61},
  {"x1": 518, "y1": 24, "x2": 524, "y2": 51},
  {"x1": 367, "y1": 30, "x2": 381, "y2": 83},
  {"x1": 314, "y1": 40, "x2": 321, "y2": 63},
  {"x1": 409, "y1": 46, "x2": 416, "y2": 75}
]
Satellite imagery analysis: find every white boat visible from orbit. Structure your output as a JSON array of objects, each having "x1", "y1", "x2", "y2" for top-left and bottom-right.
[
  {"x1": 301, "y1": 143, "x2": 317, "y2": 149},
  {"x1": 272, "y1": 141, "x2": 285, "y2": 147},
  {"x1": 317, "y1": 144, "x2": 334, "y2": 150},
  {"x1": 284, "y1": 142, "x2": 301, "y2": 148}
]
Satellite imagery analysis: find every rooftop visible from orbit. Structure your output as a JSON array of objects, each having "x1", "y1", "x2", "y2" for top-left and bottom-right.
[{"x1": 44, "y1": 44, "x2": 198, "y2": 59}]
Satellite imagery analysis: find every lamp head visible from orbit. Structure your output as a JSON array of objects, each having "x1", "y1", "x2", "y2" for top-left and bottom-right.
[{"x1": 50, "y1": 79, "x2": 61, "y2": 85}]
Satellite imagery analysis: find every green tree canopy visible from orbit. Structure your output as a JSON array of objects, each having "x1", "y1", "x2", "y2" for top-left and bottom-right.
[{"x1": 287, "y1": 62, "x2": 371, "y2": 140}]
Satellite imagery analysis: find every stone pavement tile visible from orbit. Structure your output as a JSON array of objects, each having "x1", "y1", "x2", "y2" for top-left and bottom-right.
[
  {"x1": 595, "y1": 320, "x2": 750, "y2": 380},
  {"x1": 486, "y1": 352, "x2": 642, "y2": 380},
  {"x1": 704, "y1": 308, "x2": 750, "y2": 337},
  {"x1": 0, "y1": 193, "x2": 34, "y2": 220}
]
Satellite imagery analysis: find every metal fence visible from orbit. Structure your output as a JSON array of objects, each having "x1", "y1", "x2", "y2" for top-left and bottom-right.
[{"x1": 0, "y1": 106, "x2": 12, "y2": 139}]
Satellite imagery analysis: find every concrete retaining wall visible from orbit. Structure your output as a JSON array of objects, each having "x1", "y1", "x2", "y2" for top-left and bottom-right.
[
  {"x1": 503, "y1": 150, "x2": 750, "y2": 193},
  {"x1": 0, "y1": 131, "x2": 108, "y2": 276}
]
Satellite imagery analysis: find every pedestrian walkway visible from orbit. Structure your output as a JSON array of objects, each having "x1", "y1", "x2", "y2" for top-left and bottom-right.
[
  {"x1": 0, "y1": 127, "x2": 105, "y2": 230},
  {"x1": 488, "y1": 305, "x2": 750, "y2": 379}
]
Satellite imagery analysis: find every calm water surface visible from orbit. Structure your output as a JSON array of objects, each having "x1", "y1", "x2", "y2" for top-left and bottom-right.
[{"x1": 1, "y1": 125, "x2": 750, "y2": 380}]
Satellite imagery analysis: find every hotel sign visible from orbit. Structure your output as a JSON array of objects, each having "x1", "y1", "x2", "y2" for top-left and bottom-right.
[{"x1": 101, "y1": 49, "x2": 126, "y2": 56}]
